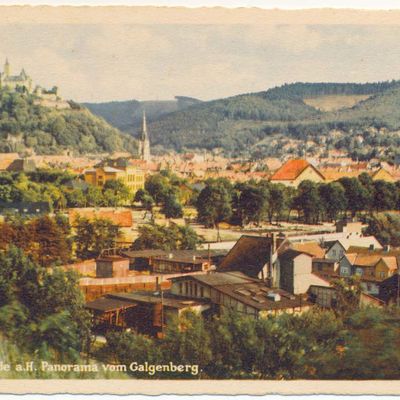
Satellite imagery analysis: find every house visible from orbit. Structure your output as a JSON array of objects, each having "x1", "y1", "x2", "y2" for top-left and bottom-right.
[
  {"x1": 339, "y1": 252, "x2": 399, "y2": 295},
  {"x1": 312, "y1": 258, "x2": 339, "y2": 279},
  {"x1": 218, "y1": 235, "x2": 273, "y2": 280},
  {"x1": 86, "y1": 291, "x2": 210, "y2": 336},
  {"x1": 290, "y1": 241, "x2": 326, "y2": 258},
  {"x1": 325, "y1": 236, "x2": 382, "y2": 261},
  {"x1": 269, "y1": 159, "x2": 325, "y2": 187},
  {"x1": 170, "y1": 271, "x2": 312, "y2": 319},
  {"x1": 370, "y1": 167, "x2": 396, "y2": 183},
  {"x1": 274, "y1": 249, "x2": 330, "y2": 295}
]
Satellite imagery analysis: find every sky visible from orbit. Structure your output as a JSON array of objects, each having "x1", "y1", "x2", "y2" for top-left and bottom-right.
[{"x1": 1, "y1": 9, "x2": 400, "y2": 102}]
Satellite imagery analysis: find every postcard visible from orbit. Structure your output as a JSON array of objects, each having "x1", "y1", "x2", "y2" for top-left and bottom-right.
[{"x1": 1, "y1": 3, "x2": 400, "y2": 395}]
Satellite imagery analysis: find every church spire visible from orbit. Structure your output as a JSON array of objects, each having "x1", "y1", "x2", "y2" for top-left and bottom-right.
[
  {"x1": 141, "y1": 110, "x2": 148, "y2": 140},
  {"x1": 138, "y1": 108, "x2": 150, "y2": 161},
  {"x1": 4, "y1": 58, "x2": 10, "y2": 76}
]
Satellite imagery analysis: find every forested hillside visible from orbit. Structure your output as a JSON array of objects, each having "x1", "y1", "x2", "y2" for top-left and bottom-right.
[
  {"x1": 144, "y1": 80, "x2": 400, "y2": 159},
  {"x1": 84, "y1": 96, "x2": 202, "y2": 135},
  {"x1": 0, "y1": 89, "x2": 138, "y2": 155}
]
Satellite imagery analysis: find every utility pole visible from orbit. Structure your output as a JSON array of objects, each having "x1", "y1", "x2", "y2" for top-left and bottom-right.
[{"x1": 397, "y1": 268, "x2": 400, "y2": 307}]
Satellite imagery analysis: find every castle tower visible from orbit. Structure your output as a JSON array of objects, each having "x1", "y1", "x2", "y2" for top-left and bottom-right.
[
  {"x1": 4, "y1": 58, "x2": 10, "y2": 77},
  {"x1": 138, "y1": 110, "x2": 151, "y2": 161}
]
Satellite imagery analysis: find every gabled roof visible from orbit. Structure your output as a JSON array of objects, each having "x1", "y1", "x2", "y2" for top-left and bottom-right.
[
  {"x1": 218, "y1": 235, "x2": 272, "y2": 278},
  {"x1": 278, "y1": 248, "x2": 313, "y2": 263},
  {"x1": 270, "y1": 159, "x2": 323, "y2": 181},
  {"x1": 291, "y1": 241, "x2": 326, "y2": 258}
]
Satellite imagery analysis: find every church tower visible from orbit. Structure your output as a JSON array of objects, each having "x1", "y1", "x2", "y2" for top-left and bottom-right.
[
  {"x1": 4, "y1": 58, "x2": 10, "y2": 77},
  {"x1": 138, "y1": 110, "x2": 151, "y2": 161}
]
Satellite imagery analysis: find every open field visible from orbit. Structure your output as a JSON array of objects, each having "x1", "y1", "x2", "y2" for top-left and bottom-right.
[{"x1": 303, "y1": 94, "x2": 371, "y2": 111}]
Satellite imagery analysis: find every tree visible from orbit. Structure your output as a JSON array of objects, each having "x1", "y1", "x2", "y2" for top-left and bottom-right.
[
  {"x1": 75, "y1": 217, "x2": 120, "y2": 259},
  {"x1": 318, "y1": 182, "x2": 347, "y2": 221},
  {"x1": 162, "y1": 310, "x2": 212, "y2": 378},
  {"x1": 236, "y1": 184, "x2": 268, "y2": 226},
  {"x1": 265, "y1": 183, "x2": 288, "y2": 223},
  {"x1": 293, "y1": 180, "x2": 322, "y2": 224},
  {"x1": 29, "y1": 215, "x2": 71, "y2": 266},
  {"x1": 372, "y1": 180, "x2": 397, "y2": 212},
  {"x1": 196, "y1": 180, "x2": 232, "y2": 240},
  {"x1": 0, "y1": 247, "x2": 91, "y2": 361},
  {"x1": 161, "y1": 194, "x2": 183, "y2": 219},
  {"x1": 145, "y1": 174, "x2": 172, "y2": 204},
  {"x1": 330, "y1": 277, "x2": 362, "y2": 316},
  {"x1": 85, "y1": 186, "x2": 103, "y2": 207},
  {"x1": 105, "y1": 330, "x2": 161, "y2": 376},
  {"x1": 339, "y1": 177, "x2": 370, "y2": 217},
  {"x1": 103, "y1": 179, "x2": 130, "y2": 206},
  {"x1": 365, "y1": 212, "x2": 400, "y2": 246},
  {"x1": 132, "y1": 223, "x2": 201, "y2": 251}
]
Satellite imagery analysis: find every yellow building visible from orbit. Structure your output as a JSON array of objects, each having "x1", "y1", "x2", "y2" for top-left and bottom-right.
[
  {"x1": 269, "y1": 159, "x2": 325, "y2": 187},
  {"x1": 371, "y1": 168, "x2": 396, "y2": 183},
  {"x1": 84, "y1": 165, "x2": 144, "y2": 195},
  {"x1": 374, "y1": 256, "x2": 398, "y2": 281}
]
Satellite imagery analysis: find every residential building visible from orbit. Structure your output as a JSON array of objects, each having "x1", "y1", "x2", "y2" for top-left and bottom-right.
[
  {"x1": 339, "y1": 251, "x2": 399, "y2": 295},
  {"x1": 325, "y1": 237, "x2": 382, "y2": 261},
  {"x1": 269, "y1": 159, "x2": 325, "y2": 187},
  {"x1": 312, "y1": 258, "x2": 339, "y2": 279}
]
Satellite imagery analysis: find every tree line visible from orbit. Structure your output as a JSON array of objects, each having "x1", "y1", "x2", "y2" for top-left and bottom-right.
[
  {"x1": 194, "y1": 174, "x2": 400, "y2": 228},
  {"x1": 102, "y1": 302, "x2": 400, "y2": 380}
]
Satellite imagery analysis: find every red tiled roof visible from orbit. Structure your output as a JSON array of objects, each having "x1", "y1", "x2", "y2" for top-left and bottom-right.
[
  {"x1": 270, "y1": 159, "x2": 317, "y2": 181},
  {"x1": 69, "y1": 208, "x2": 133, "y2": 228}
]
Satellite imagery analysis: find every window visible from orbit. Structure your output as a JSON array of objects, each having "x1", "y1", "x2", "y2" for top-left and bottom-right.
[
  {"x1": 332, "y1": 249, "x2": 337, "y2": 257},
  {"x1": 200, "y1": 287, "x2": 204, "y2": 297},
  {"x1": 380, "y1": 272, "x2": 386, "y2": 279},
  {"x1": 179, "y1": 283, "x2": 183, "y2": 295}
]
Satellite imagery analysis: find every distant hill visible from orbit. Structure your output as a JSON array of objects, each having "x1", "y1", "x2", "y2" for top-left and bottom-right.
[
  {"x1": 143, "y1": 80, "x2": 400, "y2": 160},
  {"x1": 0, "y1": 88, "x2": 138, "y2": 155},
  {"x1": 83, "y1": 96, "x2": 202, "y2": 136}
]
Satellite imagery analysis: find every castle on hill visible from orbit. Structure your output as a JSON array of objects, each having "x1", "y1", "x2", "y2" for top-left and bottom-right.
[
  {"x1": 0, "y1": 58, "x2": 70, "y2": 109},
  {"x1": 0, "y1": 58, "x2": 33, "y2": 93}
]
